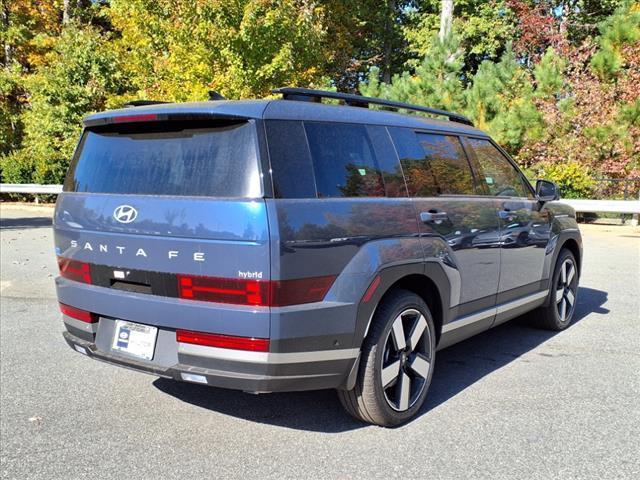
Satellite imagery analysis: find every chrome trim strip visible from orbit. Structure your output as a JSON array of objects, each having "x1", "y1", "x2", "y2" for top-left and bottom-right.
[
  {"x1": 495, "y1": 289, "x2": 548, "y2": 314},
  {"x1": 443, "y1": 289, "x2": 549, "y2": 333},
  {"x1": 177, "y1": 343, "x2": 360, "y2": 364},
  {"x1": 63, "y1": 315, "x2": 98, "y2": 333},
  {"x1": 442, "y1": 307, "x2": 495, "y2": 333}
]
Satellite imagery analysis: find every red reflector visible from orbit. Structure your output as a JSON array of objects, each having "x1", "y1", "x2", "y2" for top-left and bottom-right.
[
  {"x1": 57, "y1": 257, "x2": 92, "y2": 284},
  {"x1": 177, "y1": 275, "x2": 270, "y2": 306},
  {"x1": 112, "y1": 114, "x2": 159, "y2": 123},
  {"x1": 59, "y1": 303, "x2": 96, "y2": 323},
  {"x1": 176, "y1": 330, "x2": 269, "y2": 352},
  {"x1": 362, "y1": 275, "x2": 381, "y2": 303},
  {"x1": 270, "y1": 275, "x2": 336, "y2": 306},
  {"x1": 176, "y1": 274, "x2": 336, "y2": 306}
]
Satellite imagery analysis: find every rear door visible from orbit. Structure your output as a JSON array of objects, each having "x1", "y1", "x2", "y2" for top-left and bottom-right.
[
  {"x1": 463, "y1": 137, "x2": 552, "y2": 306},
  {"x1": 55, "y1": 118, "x2": 272, "y2": 330},
  {"x1": 388, "y1": 128, "x2": 502, "y2": 330}
]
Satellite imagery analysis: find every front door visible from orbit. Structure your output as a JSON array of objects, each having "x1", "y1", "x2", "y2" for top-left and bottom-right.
[{"x1": 463, "y1": 137, "x2": 552, "y2": 304}]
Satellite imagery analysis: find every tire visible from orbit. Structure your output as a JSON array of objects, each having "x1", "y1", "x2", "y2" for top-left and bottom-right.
[
  {"x1": 533, "y1": 248, "x2": 579, "y2": 331},
  {"x1": 338, "y1": 289, "x2": 436, "y2": 427}
]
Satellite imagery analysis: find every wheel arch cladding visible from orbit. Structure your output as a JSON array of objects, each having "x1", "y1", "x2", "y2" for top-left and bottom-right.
[
  {"x1": 540, "y1": 232, "x2": 582, "y2": 307},
  {"x1": 353, "y1": 264, "x2": 449, "y2": 350},
  {"x1": 341, "y1": 267, "x2": 447, "y2": 391},
  {"x1": 383, "y1": 274, "x2": 444, "y2": 346},
  {"x1": 561, "y1": 238, "x2": 581, "y2": 276}
]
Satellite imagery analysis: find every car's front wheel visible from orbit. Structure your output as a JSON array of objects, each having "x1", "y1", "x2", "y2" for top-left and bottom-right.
[
  {"x1": 533, "y1": 248, "x2": 579, "y2": 330},
  {"x1": 338, "y1": 289, "x2": 436, "y2": 427}
]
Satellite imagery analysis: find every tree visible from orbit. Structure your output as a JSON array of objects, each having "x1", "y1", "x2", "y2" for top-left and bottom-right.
[
  {"x1": 360, "y1": 32, "x2": 465, "y2": 112},
  {"x1": 0, "y1": 0, "x2": 62, "y2": 70},
  {"x1": 465, "y1": 44, "x2": 543, "y2": 150},
  {"x1": 507, "y1": 0, "x2": 566, "y2": 66},
  {"x1": 404, "y1": 0, "x2": 517, "y2": 76},
  {"x1": 1, "y1": 25, "x2": 129, "y2": 184},
  {"x1": 520, "y1": 2, "x2": 640, "y2": 192},
  {"x1": 439, "y1": 0, "x2": 454, "y2": 41},
  {"x1": 321, "y1": 0, "x2": 417, "y2": 90},
  {"x1": 549, "y1": 0, "x2": 625, "y2": 44},
  {"x1": 0, "y1": 65, "x2": 24, "y2": 155},
  {"x1": 107, "y1": 0, "x2": 333, "y2": 100}
]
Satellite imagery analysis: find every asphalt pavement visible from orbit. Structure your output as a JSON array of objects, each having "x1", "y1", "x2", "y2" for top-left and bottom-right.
[{"x1": 1, "y1": 204, "x2": 639, "y2": 479}]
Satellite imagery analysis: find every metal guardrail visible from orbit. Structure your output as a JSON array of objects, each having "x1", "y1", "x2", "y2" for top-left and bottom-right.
[
  {"x1": 1, "y1": 184, "x2": 638, "y2": 218},
  {"x1": 560, "y1": 199, "x2": 640, "y2": 214},
  {"x1": 1, "y1": 183, "x2": 63, "y2": 194}
]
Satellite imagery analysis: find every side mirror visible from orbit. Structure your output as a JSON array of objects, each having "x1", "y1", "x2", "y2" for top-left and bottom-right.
[{"x1": 535, "y1": 179, "x2": 559, "y2": 202}]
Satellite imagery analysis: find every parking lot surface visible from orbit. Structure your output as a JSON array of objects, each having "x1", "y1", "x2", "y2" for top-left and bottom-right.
[{"x1": 1, "y1": 205, "x2": 639, "y2": 479}]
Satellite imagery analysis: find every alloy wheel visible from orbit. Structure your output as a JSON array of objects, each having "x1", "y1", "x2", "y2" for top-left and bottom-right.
[
  {"x1": 555, "y1": 258, "x2": 577, "y2": 323},
  {"x1": 380, "y1": 308, "x2": 432, "y2": 411}
]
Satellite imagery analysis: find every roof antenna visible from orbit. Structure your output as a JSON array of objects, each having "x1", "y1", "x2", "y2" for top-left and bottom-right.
[{"x1": 208, "y1": 90, "x2": 226, "y2": 101}]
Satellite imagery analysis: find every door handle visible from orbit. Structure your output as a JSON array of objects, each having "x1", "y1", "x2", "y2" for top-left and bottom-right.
[
  {"x1": 498, "y1": 209, "x2": 515, "y2": 221},
  {"x1": 420, "y1": 211, "x2": 449, "y2": 223}
]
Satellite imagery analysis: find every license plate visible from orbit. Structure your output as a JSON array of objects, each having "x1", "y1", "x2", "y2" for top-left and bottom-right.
[{"x1": 111, "y1": 320, "x2": 158, "y2": 361}]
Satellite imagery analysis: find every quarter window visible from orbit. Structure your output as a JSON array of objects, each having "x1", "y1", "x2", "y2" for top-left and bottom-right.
[
  {"x1": 304, "y1": 122, "x2": 385, "y2": 198},
  {"x1": 467, "y1": 138, "x2": 531, "y2": 198}
]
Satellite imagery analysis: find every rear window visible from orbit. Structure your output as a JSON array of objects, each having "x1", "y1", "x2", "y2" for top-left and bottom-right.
[{"x1": 64, "y1": 120, "x2": 262, "y2": 197}]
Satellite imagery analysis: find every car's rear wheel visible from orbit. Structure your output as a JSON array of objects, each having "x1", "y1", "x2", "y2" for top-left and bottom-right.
[
  {"x1": 533, "y1": 248, "x2": 579, "y2": 330},
  {"x1": 338, "y1": 289, "x2": 436, "y2": 427}
]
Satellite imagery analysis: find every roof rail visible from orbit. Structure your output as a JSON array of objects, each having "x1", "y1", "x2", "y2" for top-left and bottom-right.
[
  {"x1": 124, "y1": 100, "x2": 169, "y2": 107},
  {"x1": 272, "y1": 87, "x2": 473, "y2": 126}
]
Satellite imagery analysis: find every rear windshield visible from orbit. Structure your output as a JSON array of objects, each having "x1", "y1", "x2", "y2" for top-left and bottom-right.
[{"x1": 64, "y1": 120, "x2": 262, "y2": 197}]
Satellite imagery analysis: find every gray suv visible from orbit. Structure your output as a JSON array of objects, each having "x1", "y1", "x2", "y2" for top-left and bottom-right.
[{"x1": 55, "y1": 88, "x2": 582, "y2": 426}]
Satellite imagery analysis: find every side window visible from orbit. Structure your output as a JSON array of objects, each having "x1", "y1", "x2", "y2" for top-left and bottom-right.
[
  {"x1": 304, "y1": 122, "x2": 385, "y2": 198},
  {"x1": 390, "y1": 129, "x2": 476, "y2": 196},
  {"x1": 467, "y1": 138, "x2": 531, "y2": 198}
]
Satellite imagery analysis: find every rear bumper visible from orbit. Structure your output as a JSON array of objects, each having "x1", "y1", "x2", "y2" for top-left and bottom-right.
[
  {"x1": 57, "y1": 276, "x2": 360, "y2": 392},
  {"x1": 62, "y1": 324, "x2": 357, "y2": 393}
]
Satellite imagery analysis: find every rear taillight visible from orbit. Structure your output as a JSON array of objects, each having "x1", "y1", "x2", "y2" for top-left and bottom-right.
[
  {"x1": 57, "y1": 257, "x2": 91, "y2": 284},
  {"x1": 177, "y1": 275, "x2": 270, "y2": 306},
  {"x1": 59, "y1": 303, "x2": 97, "y2": 323},
  {"x1": 270, "y1": 276, "x2": 336, "y2": 306},
  {"x1": 176, "y1": 330, "x2": 269, "y2": 352},
  {"x1": 177, "y1": 275, "x2": 336, "y2": 307}
]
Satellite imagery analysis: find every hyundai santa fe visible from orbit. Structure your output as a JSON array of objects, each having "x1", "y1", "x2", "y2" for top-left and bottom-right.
[{"x1": 55, "y1": 87, "x2": 582, "y2": 426}]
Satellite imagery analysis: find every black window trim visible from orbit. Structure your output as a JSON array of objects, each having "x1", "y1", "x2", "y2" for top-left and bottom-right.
[
  {"x1": 383, "y1": 126, "x2": 410, "y2": 198},
  {"x1": 255, "y1": 119, "x2": 274, "y2": 198}
]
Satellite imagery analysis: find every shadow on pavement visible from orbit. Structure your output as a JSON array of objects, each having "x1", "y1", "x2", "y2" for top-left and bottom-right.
[
  {"x1": 153, "y1": 286, "x2": 608, "y2": 432},
  {"x1": 0, "y1": 216, "x2": 52, "y2": 230}
]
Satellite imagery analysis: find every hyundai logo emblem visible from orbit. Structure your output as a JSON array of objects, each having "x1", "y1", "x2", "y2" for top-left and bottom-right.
[{"x1": 113, "y1": 205, "x2": 138, "y2": 224}]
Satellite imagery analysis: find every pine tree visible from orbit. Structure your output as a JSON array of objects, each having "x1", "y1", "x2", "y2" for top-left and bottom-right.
[
  {"x1": 360, "y1": 33, "x2": 465, "y2": 113},
  {"x1": 465, "y1": 44, "x2": 543, "y2": 150}
]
